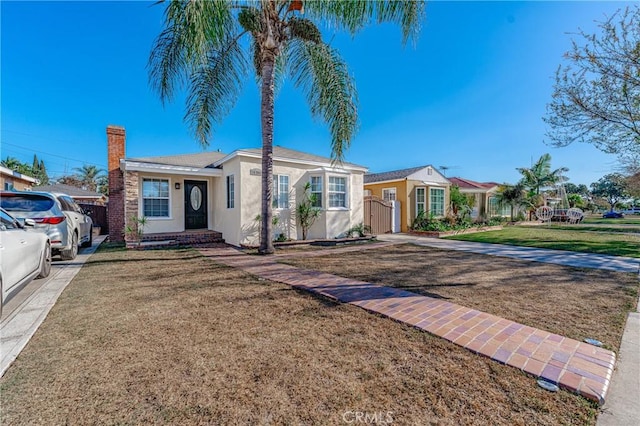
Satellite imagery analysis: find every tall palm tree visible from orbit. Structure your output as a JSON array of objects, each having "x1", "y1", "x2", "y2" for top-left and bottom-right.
[
  {"x1": 148, "y1": 0, "x2": 425, "y2": 254},
  {"x1": 516, "y1": 153, "x2": 568, "y2": 196},
  {"x1": 73, "y1": 164, "x2": 105, "y2": 192}
]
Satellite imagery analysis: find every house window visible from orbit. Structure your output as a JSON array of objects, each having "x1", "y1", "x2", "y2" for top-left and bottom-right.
[
  {"x1": 4, "y1": 182, "x2": 15, "y2": 191},
  {"x1": 142, "y1": 178, "x2": 170, "y2": 217},
  {"x1": 416, "y1": 187, "x2": 425, "y2": 215},
  {"x1": 488, "y1": 196, "x2": 510, "y2": 216},
  {"x1": 328, "y1": 176, "x2": 347, "y2": 208},
  {"x1": 430, "y1": 187, "x2": 445, "y2": 216},
  {"x1": 226, "y1": 175, "x2": 234, "y2": 209},
  {"x1": 310, "y1": 176, "x2": 323, "y2": 208},
  {"x1": 273, "y1": 174, "x2": 289, "y2": 209},
  {"x1": 382, "y1": 188, "x2": 396, "y2": 202}
]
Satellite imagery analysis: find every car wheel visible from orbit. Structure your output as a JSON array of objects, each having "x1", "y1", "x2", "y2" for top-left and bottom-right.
[
  {"x1": 60, "y1": 232, "x2": 78, "y2": 260},
  {"x1": 37, "y1": 242, "x2": 52, "y2": 279},
  {"x1": 82, "y1": 229, "x2": 93, "y2": 248}
]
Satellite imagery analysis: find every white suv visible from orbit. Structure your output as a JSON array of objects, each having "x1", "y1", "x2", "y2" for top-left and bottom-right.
[{"x1": 0, "y1": 191, "x2": 93, "y2": 260}]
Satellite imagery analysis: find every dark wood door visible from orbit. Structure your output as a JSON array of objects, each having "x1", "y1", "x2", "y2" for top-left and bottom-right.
[{"x1": 184, "y1": 180, "x2": 208, "y2": 229}]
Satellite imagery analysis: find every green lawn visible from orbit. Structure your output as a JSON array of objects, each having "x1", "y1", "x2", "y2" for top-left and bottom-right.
[
  {"x1": 543, "y1": 225, "x2": 640, "y2": 233},
  {"x1": 445, "y1": 226, "x2": 640, "y2": 258},
  {"x1": 582, "y1": 215, "x2": 640, "y2": 225}
]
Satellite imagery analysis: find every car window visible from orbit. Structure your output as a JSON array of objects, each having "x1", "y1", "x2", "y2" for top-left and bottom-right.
[
  {"x1": 60, "y1": 196, "x2": 82, "y2": 213},
  {"x1": 58, "y1": 196, "x2": 77, "y2": 212},
  {"x1": 0, "y1": 194, "x2": 55, "y2": 212},
  {"x1": 0, "y1": 210, "x2": 19, "y2": 229}
]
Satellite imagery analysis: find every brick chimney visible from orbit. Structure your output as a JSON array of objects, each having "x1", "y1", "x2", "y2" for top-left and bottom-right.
[{"x1": 107, "y1": 125, "x2": 126, "y2": 242}]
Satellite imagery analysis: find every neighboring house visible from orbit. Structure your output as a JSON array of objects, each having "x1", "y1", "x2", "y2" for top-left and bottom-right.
[
  {"x1": 0, "y1": 165, "x2": 38, "y2": 191},
  {"x1": 364, "y1": 165, "x2": 450, "y2": 232},
  {"x1": 32, "y1": 184, "x2": 107, "y2": 205},
  {"x1": 107, "y1": 125, "x2": 367, "y2": 246},
  {"x1": 448, "y1": 177, "x2": 505, "y2": 219}
]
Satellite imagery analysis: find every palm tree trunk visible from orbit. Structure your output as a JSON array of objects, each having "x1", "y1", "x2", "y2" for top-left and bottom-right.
[{"x1": 259, "y1": 54, "x2": 276, "y2": 255}]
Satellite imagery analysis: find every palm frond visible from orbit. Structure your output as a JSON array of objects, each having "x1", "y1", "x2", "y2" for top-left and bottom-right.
[
  {"x1": 303, "y1": 0, "x2": 425, "y2": 44},
  {"x1": 185, "y1": 36, "x2": 249, "y2": 148},
  {"x1": 148, "y1": 0, "x2": 235, "y2": 104},
  {"x1": 289, "y1": 39, "x2": 358, "y2": 162}
]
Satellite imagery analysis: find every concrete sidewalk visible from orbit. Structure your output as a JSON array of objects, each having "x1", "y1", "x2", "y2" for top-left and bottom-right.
[
  {"x1": 376, "y1": 233, "x2": 640, "y2": 273},
  {"x1": 0, "y1": 236, "x2": 106, "y2": 377}
]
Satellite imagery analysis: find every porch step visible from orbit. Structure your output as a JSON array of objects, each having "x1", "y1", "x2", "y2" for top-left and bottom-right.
[{"x1": 141, "y1": 230, "x2": 224, "y2": 246}]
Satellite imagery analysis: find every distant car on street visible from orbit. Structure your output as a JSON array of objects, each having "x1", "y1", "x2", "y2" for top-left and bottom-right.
[
  {"x1": 0, "y1": 191, "x2": 92, "y2": 260},
  {"x1": 0, "y1": 208, "x2": 51, "y2": 316},
  {"x1": 602, "y1": 211, "x2": 625, "y2": 219}
]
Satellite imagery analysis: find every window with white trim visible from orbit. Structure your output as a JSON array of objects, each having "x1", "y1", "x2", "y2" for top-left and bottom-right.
[
  {"x1": 142, "y1": 178, "x2": 170, "y2": 217},
  {"x1": 310, "y1": 176, "x2": 323, "y2": 208},
  {"x1": 226, "y1": 175, "x2": 234, "y2": 208},
  {"x1": 430, "y1": 187, "x2": 445, "y2": 216},
  {"x1": 416, "y1": 187, "x2": 425, "y2": 215},
  {"x1": 272, "y1": 174, "x2": 289, "y2": 209},
  {"x1": 382, "y1": 188, "x2": 396, "y2": 202},
  {"x1": 328, "y1": 176, "x2": 347, "y2": 208}
]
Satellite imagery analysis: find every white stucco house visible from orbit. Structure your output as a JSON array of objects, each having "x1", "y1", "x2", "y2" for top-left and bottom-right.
[{"x1": 107, "y1": 125, "x2": 367, "y2": 247}]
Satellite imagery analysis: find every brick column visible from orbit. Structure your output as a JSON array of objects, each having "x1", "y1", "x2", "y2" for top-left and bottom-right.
[{"x1": 107, "y1": 125, "x2": 126, "y2": 242}]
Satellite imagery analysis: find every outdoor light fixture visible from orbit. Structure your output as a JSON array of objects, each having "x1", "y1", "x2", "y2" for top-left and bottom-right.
[{"x1": 175, "y1": 182, "x2": 181, "y2": 190}]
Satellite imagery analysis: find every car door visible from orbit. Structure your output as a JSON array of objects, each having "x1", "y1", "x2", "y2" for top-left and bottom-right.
[
  {"x1": 0, "y1": 210, "x2": 38, "y2": 292},
  {"x1": 69, "y1": 198, "x2": 91, "y2": 242}
]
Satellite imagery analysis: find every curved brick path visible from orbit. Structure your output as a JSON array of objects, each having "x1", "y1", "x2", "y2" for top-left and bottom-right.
[{"x1": 197, "y1": 245, "x2": 615, "y2": 404}]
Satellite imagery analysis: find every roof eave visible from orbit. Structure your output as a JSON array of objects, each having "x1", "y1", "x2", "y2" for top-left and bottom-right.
[
  {"x1": 121, "y1": 160, "x2": 223, "y2": 177},
  {"x1": 214, "y1": 150, "x2": 367, "y2": 172}
]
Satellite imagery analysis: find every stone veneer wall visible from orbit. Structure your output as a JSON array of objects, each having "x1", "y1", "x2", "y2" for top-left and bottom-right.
[{"x1": 124, "y1": 171, "x2": 139, "y2": 243}]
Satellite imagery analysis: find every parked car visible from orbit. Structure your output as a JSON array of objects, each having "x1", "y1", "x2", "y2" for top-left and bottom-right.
[
  {"x1": 602, "y1": 211, "x2": 625, "y2": 219},
  {"x1": 0, "y1": 208, "x2": 51, "y2": 316},
  {"x1": 0, "y1": 191, "x2": 92, "y2": 260}
]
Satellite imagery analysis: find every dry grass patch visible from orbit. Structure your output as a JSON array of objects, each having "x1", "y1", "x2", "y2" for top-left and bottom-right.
[
  {"x1": 283, "y1": 244, "x2": 638, "y2": 351},
  {"x1": 0, "y1": 246, "x2": 600, "y2": 424}
]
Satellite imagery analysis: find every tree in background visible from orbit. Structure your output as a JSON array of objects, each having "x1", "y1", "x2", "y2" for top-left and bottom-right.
[
  {"x1": 517, "y1": 153, "x2": 568, "y2": 196},
  {"x1": 2, "y1": 156, "x2": 49, "y2": 184},
  {"x1": 1, "y1": 157, "x2": 32, "y2": 176},
  {"x1": 563, "y1": 182, "x2": 589, "y2": 197},
  {"x1": 544, "y1": 6, "x2": 640, "y2": 160},
  {"x1": 31, "y1": 155, "x2": 49, "y2": 185},
  {"x1": 148, "y1": 0, "x2": 424, "y2": 254},
  {"x1": 590, "y1": 173, "x2": 629, "y2": 212},
  {"x1": 73, "y1": 164, "x2": 105, "y2": 192},
  {"x1": 56, "y1": 175, "x2": 85, "y2": 188}
]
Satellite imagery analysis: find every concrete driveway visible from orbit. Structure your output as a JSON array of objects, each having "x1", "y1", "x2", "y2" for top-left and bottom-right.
[{"x1": 0, "y1": 236, "x2": 106, "y2": 376}]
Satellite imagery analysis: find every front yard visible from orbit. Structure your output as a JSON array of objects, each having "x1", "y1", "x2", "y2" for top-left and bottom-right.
[{"x1": 0, "y1": 244, "x2": 618, "y2": 424}]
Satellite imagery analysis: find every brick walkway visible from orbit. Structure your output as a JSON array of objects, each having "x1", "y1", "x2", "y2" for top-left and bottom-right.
[{"x1": 197, "y1": 246, "x2": 616, "y2": 404}]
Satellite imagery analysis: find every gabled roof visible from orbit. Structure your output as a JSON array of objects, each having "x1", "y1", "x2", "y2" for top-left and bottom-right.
[
  {"x1": 128, "y1": 151, "x2": 227, "y2": 168},
  {"x1": 364, "y1": 165, "x2": 427, "y2": 184},
  {"x1": 449, "y1": 177, "x2": 499, "y2": 190},
  {"x1": 214, "y1": 146, "x2": 367, "y2": 171},
  {"x1": 124, "y1": 146, "x2": 367, "y2": 174},
  {"x1": 33, "y1": 184, "x2": 105, "y2": 199},
  {"x1": 364, "y1": 165, "x2": 448, "y2": 185}
]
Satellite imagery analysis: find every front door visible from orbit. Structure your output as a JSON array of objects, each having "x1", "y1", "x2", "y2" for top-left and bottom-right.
[{"x1": 184, "y1": 180, "x2": 208, "y2": 229}]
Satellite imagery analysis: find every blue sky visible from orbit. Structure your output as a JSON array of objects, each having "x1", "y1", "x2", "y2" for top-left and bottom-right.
[{"x1": 1, "y1": 1, "x2": 634, "y2": 186}]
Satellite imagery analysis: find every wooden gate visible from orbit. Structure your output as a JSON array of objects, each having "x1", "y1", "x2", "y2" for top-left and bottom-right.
[
  {"x1": 79, "y1": 203, "x2": 108, "y2": 235},
  {"x1": 364, "y1": 195, "x2": 392, "y2": 235}
]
